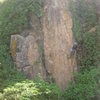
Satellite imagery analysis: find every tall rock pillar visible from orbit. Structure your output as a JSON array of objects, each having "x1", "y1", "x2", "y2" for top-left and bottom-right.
[{"x1": 43, "y1": 0, "x2": 77, "y2": 90}]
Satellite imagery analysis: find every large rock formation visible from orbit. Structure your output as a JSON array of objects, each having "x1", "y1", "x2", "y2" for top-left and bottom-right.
[
  {"x1": 10, "y1": 0, "x2": 77, "y2": 90},
  {"x1": 10, "y1": 34, "x2": 46, "y2": 79},
  {"x1": 43, "y1": 0, "x2": 77, "y2": 90}
]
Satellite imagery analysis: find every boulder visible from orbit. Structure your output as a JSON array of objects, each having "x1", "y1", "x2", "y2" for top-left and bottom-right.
[{"x1": 10, "y1": 34, "x2": 46, "y2": 79}]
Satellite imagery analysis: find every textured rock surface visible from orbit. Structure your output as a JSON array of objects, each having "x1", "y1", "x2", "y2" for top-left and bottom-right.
[
  {"x1": 10, "y1": 34, "x2": 46, "y2": 79},
  {"x1": 10, "y1": 35, "x2": 24, "y2": 59},
  {"x1": 43, "y1": 0, "x2": 77, "y2": 90},
  {"x1": 10, "y1": 0, "x2": 78, "y2": 90}
]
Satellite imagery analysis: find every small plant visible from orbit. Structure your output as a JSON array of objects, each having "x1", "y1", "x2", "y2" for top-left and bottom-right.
[
  {"x1": 67, "y1": 1, "x2": 100, "y2": 100},
  {"x1": 78, "y1": 31, "x2": 100, "y2": 72},
  {"x1": 1, "y1": 79, "x2": 62, "y2": 100},
  {"x1": 64, "y1": 68, "x2": 100, "y2": 100},
  {"x1": 69, "y1": 0, "x2": 97, "y2": 42},
  {"x1": 69, "y1": 0, "x2": 100, "y2": 72},
  {"x1": 0, "y1": 93, "x2": 3, "y2": 100}
]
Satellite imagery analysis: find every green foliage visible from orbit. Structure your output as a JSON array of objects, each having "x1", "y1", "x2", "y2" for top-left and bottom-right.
[
  {"x1": 64, "y1": 68, "x2": 100, "y2": 100},
  {"x1": 65, "y1": 1, "x2": 100, "y2": 100},
  {"x1": 69, "y1": 0, "x2": 97, "y2": 41},
  {"x1": 69, "y1": 0, "x2": 100, "y2": 71},
  {"x1": 79, "y1": 31, "x2": 100, "y2": 71},
  {"x1": 1, "y1": 68, "x2": 26, "y2": 91},
  {"x1": 0, "y1": 0, "x2": 43, "y2": 91},
  {"x1": 0, "y1": 0, "x2": 43, "y2": 40},
  {"x1": 0, "y1": 93, "x2": 3, "y2": 100},
  {"x1": 0, "y1": 1, "x2": 62, "y2": 100},
  {"x1": 1, "y1": 79, "x2": 61, "y2": 100}
]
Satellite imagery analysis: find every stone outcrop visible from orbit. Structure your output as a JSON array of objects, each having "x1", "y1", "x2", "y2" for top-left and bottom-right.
[
  {"x1": 43, "y1": 0, "x2": 77, "y2": 90},
  {"x1": 10, "y1": 33, "x2": 46, "y2": 79},
  {"x1": 10, "y1": 0, "x2": 77, "y2": 90}
]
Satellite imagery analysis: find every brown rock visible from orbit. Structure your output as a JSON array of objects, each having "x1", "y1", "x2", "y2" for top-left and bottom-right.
[
  {"x1": 43, "y1": 0, "x2": 77, "y2": 90},
  {"x1": 10, "y1": 34, "x2": 46, "y2": 79}
]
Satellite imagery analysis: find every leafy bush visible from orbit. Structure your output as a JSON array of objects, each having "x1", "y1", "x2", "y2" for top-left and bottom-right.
[
  {"x1": 66, "y1": 1, "x2": 100, "y2": 100},
  {"x1": 0, "y1": 93, "x2": 3, "y2": 100},
  {"x1": 1, "y1": 79, "x2": 61, "y2": 100},
  {"x1": 69, "y1": 0, "x2": 97, "y2": 41},
  {"x1": 79, "y1": 31, "x2": 100, "y2": 71},
  {"x1": 64, "y1": 68, "x2": 100, "y2": 100},
  {"x1": 0, "y1": 0, "x2": 43, "y2": 91},
  {"x1": 69, "y1": 0, "x2": 100, "y2": 72}
]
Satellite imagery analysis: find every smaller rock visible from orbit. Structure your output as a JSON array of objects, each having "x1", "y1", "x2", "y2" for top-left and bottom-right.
[{"x1": 10, "y1": 34, "x2": 46, "y2": 79}]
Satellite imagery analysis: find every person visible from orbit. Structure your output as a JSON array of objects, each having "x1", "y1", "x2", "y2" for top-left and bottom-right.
[{"x1": 70, "y1": 42, "x2": 78, "y2": 57}]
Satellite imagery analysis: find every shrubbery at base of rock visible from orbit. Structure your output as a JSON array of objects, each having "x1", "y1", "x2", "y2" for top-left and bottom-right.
[
  {"x1": 64, "y1": 68, "x2": 100, "y2": 100},
  {"x1": 1, "y1": 79, "x2": 62, "y2": 100}
]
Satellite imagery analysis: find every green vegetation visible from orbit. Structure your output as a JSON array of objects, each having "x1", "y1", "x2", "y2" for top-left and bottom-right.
[
  {"x1": 0, "y1": 0, "x2": 42, "y2": 91},
  {"x1": 0, "y1": 0, "x2": 100, "y2": 100},
  {"x1": 69, "y1": 0, "x2": 97, "y2": 41},
  {"x1": 64, "y1": 68, "x2": 100, "y2": 100},
  {"x1": 70, "y1": 0, "x2": 100, "y2": 72},
  {"x1": 64, "y1": 0, "x2": 100, "y2": 100},
  {"x1": 0, "y1": 0, "x2": 5, "y2": 3},
  {"x1": 0, "y1": 1, "x2": 62, "y2": 99},
  {"x1": 0, "y1": 79, "x2": 61, "y2": 100},
  {"x1": 79, "y1": 31, "x2": 100, "y2": 71}
]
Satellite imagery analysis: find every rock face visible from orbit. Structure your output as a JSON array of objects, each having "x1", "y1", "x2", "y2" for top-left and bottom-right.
[
  {"x1": 43, "y1": 0, "x2": 77, "y2": 90},
  {"x1": 10, "y1": 33, "x2": 46, "y2": 79},
  {"x1": 10, "y1": 0, "x2": 77, "y2": 90},
  {"x1": 10, "y1": 0, "x2": 100, "y2": 90}
]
